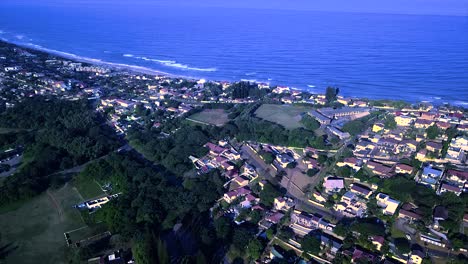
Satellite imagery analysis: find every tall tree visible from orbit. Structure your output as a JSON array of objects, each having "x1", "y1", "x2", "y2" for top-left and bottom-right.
[{"x1": 325, "y1": 87, "x2": 339, "y2": 103}]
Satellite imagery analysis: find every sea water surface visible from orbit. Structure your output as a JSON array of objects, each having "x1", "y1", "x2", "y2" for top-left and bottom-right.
[{"x1": 0, "y1": 2, "x2": 467, "y2": 104}]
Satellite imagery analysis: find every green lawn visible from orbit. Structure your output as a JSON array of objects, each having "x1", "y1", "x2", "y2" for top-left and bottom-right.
[
  {"x1": 255, "y1": 104, "x2": 313, "y2": 129},
  {"x1": 188, "y1": 109, "x2": 229, "y2": 126},
  {"x1": 0, "y1": 184, "x2": 85, "y2": 264},
  {"x1": 391, "y1": 222, "x2": 406, "y2": 238},
  {"x1": 73, "y1": 176, "x2": 105, "y2": 201}
]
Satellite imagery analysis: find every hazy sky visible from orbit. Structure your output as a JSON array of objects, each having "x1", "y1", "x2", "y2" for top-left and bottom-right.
[{"x1": 3, "y1": 0, "x2": 468, "y2": 16}]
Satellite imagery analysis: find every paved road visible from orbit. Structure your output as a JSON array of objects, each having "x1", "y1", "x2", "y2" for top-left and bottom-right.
[
  {"x1": 49, "y1": 143, "x2": 130, "y2": 177},
  {"x1": 240, "y1": 144, "x2": 279, "y2": 185}
]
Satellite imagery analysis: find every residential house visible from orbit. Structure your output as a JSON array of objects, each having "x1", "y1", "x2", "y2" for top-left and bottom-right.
[
  {"x1": 408, "y1": 250, "x2": 425, "y2": 264},
  {"x1": 373, "y1": 123, "x2": 385, "y2": 133},
  {"x1": 334, "y1": 191, "x2": 367, "y2": 218},
  {"x1": 438, "y1": 183, "x2": 462, "y2": 196},
  {"x1": 320, "y1": 234, "x2": 343, "y2": 256},
  {"x1": 324, "y1": 177, "x2": 345, "y2": 193},
  {"x1": 444, "y1": 169, "x2": 467, "y2": 189},
  {"x1": 313, "y1": 191, "x2": 327, "y2": 203},
  {"x1": 372, "y1": 236, "x2": 385, "y2": 251},
  {"x1": 337, "y1": 157, "x2": 362, "y2": 171},
  {"x1": 395, "y1": 164, "x2": 413, "y2": 175},
  {"x1": 290, "y1": 210, "x2": 322, "y2": 236},
  {"x1": 276, "y1": 153, "x2": 295, "y2": 168},
  {"x1": 350, "y1": 183, "x2": 373, "y2": 199},
  {"x1": 351, "y1": 248, "x2": 379, "y2": 263},
  {"x1": 308, "y1": 110, "x2": 331, "y2": 125},
  {"x1": 205, "y1": 142, "x2": 226, "y2": 156},
  {"x1": 395, "y1": 115, "x2": 414, "y2": 127},
  {"x1": 273, "y1": 196, "x2": 295, "y2": 212},
  {"x1": 240, "y1": 193, "x2": 259, "y2": 209},
  {"x1": 398, "y1": 204, "x2": 423, "y2": 223},
  {"x1": 420, "y1": 165, "x2": 444, "y2": 189},
  {"x1": 420, "y1": 233, "x2": 446, "y2": 248},
  {"x1": 366, "y1": 161, "x2": 393, "y2": 178},
  {"x1": 264, "y1": 211, "x2": 285, "y2": 225},
  {"x1": 426, "y1": 141, "x2": 442, "y2": 155},
  {"x1": 223, "y1": 187, "x2": 251, "y2": 203},
  {"x1": 376, "y1": 193, "x2": 401, "y2": 215},
  {"x1": 414, "y1": 119, "x2": 434, "y2": 129}
]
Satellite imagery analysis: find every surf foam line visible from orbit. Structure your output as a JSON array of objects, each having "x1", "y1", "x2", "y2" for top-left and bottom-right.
[
  {"x1": 7, "y1": 41, "x2": 181, "y2": 77},
  {"x1": 127, "y1": 55, "x2": 217, "y2": 72}
]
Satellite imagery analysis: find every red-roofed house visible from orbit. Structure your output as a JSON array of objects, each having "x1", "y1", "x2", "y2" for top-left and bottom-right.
[
  {"x1": 265, "y1": 212, "x2": 285, "y2": 224},
  {"x1": 224, "y1": 187, "x2": 251, "y2": 203},
  {"x1": 414, "y1": 119, "x2": 434, "y2": 129},
  {"x1": 438, "y1": 183, "x2": 462, "y2": 196},
  {"x1": 445, "y1": 169, "x2": 468, "y2": 188},
  {"x1": 205, "y1": 142, "x2": 226, "y2": 156},
  {"x1": 395, "y1": 164, "x2": 413, "y2": 175},
  {"x1": 351, "y1": 248, "x2": 378, "y2": 263},
  {"x1": 372, "y1": 236, "x2": 385, "y2": 251},
  {"x1": 350, "y1": 184, "x2": 373, "y2": 199}
]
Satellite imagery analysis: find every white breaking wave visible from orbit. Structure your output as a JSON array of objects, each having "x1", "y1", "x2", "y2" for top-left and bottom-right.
[
  {"x1": 307, "y1": 84, "x2": 316, "y2": 88},
  {"x1": 17, "y1": 42, "x2": 175, "y2": 76},
  {"x1": 245, "y1": 72, "x2": 256, "y2": 76},
  {"x1": 15, "y1": 34, "x2": 25, "y2": 40},
  {"x1": 132, "y1": 55, "x2": 216, "y2": 72},
  {"x1": 123, "y1": 54, "x2": 134, "y2": 57},
  {"x1": 453, "y1": 101, "x2": 468, "y2": 106}
]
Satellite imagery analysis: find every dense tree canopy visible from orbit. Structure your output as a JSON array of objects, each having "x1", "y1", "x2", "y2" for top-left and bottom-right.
[{"x1": 0, "y1": 98, "x2": 119, "y2": 206}]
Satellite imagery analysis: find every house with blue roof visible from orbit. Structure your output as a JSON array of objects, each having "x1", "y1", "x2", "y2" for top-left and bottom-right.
[{"x1": 420, "y1": 165, "x2": 444, "y2": 189}]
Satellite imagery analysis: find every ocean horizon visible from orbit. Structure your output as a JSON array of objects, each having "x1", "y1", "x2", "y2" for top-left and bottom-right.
[{"x1": 1, "y1": 3, "x2": 467, "y2": 105}]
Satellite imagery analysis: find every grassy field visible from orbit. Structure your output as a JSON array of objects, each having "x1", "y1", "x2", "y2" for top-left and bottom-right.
[
  {"x1": 255, "y1": 104, "x2": 313, "y2": 129},
  {"x1": 187, "y1": 109, "x2": 229, "y2": 126},
  {"x1": 391, "y1": 222, "x2": 406, "y2": 238},
  {"x1": 73, "y1": 176, "x2": 106, "y2": 200},
  {"x1": 0, "y1": 184, "x2": 85, "y2": 264}
]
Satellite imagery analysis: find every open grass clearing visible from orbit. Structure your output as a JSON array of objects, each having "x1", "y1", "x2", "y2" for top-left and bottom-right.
[
  {"x1": 187, "y1": 109, "x2": 229, "y2": 126},
  {"x1": 255, "y1": 104, "x2": 313, "y2": 129},
  {"x1": 0, "y1": 183, "x2": 85, "y2": 264},
  {"x1": 391, "y1": 222, "x2": 406, "y2": 239},
  {"x1": 73, "y1": 176, "x2": 106, "y2": 201}
]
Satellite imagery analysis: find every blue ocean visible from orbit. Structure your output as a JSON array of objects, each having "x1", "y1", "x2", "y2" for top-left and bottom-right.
[{"x1": 1, "y1": 2, "x2": 467, "y2": 104}]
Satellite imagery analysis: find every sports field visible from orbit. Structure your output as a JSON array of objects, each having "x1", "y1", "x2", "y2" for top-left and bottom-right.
[
  {"x1": 73, "y1": 175, "x2": 106, "y2": 200},
  {"x1": 0, "y1": 184, "x2": 85, "y2": 264},
  {"x1": 187, "y1": 109, "x2": 229, "y2": 126},
  {"x1": 255, "y1": 104, "x2": 313, "y2": 129}
]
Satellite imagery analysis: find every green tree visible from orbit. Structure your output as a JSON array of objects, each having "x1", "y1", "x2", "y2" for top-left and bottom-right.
[
  {"x1": 132, "y1": 237, "x2": 152, "y2": 264},
  {"x1": 325, "y1": 87, "x2": 339, "y2": 103},
  {"x1": 307, "y1": 168, "x2": 319, "y2": 177},
  {"x1": 384, "y1": 116, "x2": 397, "y2": 129},
  {"x1": 260, "y1": 182, "x2": 282, "y2": 207},
  {"x1": 247, "y1": 238, "x2": 263, "y2": 260},
  {"x1": 301, "y1": 234, "x2": 321, "y2": 255},
  {"x1": 214, "y1": 216, "x2": 232, "y2": 240},
  {"x1": 426, "y1": 124, "x2": 439, "y2": 140},
  {"x1": 394, "y1": 238, "x2": 411, "y2": 254},
  {"x1": 301, "y1": 115, "x2": 321, "y2": 131},
  {"x1": 261, "y1": 151, "x2": 275, "y2": 164}
]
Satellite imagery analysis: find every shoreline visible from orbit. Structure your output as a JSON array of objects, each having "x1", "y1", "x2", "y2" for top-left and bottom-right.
[{"x1": 2, "y1": 39, "x2": 467, "y2": 108}]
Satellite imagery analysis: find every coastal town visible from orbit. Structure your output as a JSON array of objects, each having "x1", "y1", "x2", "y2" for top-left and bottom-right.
[{"x1": 0, "y1": 40, "x2": 467, "y2": 264}]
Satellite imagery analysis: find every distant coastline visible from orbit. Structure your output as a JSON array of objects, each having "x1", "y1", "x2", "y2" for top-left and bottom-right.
[{"x1": 2, "y1": 39, "x2": 467, "y2": 108}]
